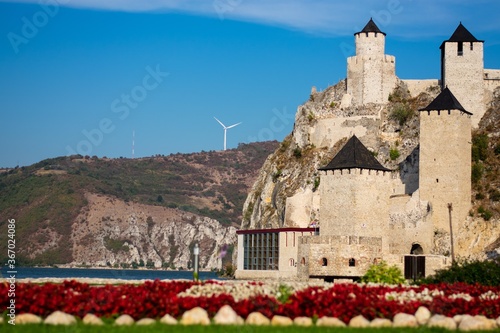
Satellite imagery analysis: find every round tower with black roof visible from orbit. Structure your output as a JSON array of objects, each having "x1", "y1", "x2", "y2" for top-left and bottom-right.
[{"x1": 346, "y1": 18, "x2": 397, "y2": 105}]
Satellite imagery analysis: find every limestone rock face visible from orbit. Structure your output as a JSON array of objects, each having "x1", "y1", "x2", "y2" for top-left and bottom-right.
[
  {"x1": 44, "y1": 311, "x2": 77, "y2": 326},
  {"x1": 72, "y1": 193, "x2": 236, "y2": 270}
]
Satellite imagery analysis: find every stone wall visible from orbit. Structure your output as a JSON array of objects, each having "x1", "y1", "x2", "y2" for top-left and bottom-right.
[
  {"x1": 388, "y1": 190, "x2": 434, "y2": 255},
  {"x1": 419, "y1": 110, "x2": 472, "y2": 233},
  {"x1": 442, "y1": 41, "x2": 484, "y2": 127},
  {"x1": 319, "y1": 168, "x2": 393, "y2": 253},
  {"x1": 307, "y1": 116, "x2": 379, "y2": 149},
  {"x1": 484, "y1": 69, "x2": 500, "y2": 100},
  {"x1": 284, "y1": 188, "x2": 318, "y2": 228},
  {"x1": 297, "y1": 235, "x2": 382, "y2": 280},
  {"x1": 402, "y1": 79, "x2": 439, "y2": 97}
]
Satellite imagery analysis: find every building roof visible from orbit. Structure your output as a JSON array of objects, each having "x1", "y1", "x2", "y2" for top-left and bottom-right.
[
  {"x1": 419, "y1": 87, "x2": 472, "y2": 114},
  {"x1": 440, "y1": 22, "x2": 483, "y2": 49},
  {"x1": 355, "y1": 18, "x2": 386, "y2": 36},
  {"x1": 319, "y1": 135, "x2": 391, "y2": 172}
]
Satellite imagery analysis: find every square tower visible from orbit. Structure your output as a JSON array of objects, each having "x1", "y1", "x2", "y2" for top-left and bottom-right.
[
  {"x1": 418, "y1": 88, "x2": 472, "y2": 233},
  {"x1": 440, "y1": 23, "x2": 484, "y2": 127}
]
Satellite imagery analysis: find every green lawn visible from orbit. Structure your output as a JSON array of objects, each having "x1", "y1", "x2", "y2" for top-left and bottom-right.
[{"x1": 1, "y1": 324, "x2": 497, "y2": 333}]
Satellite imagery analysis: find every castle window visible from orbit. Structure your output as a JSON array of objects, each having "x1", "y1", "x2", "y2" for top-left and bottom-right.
[
  {"x1": 242, "y1": 232, "x2": 279, "y2": 271},
  {"x1": 289, "y1": 258, "x2": 295, "y2": 267},
  {"x1": 321, "y1": 258, "x2": 328, "y2": 266},
  {"x1": 436, "y1": 179, "x2": 439, "y2": 183},
  {"x1": 470, "y1": 42, "x2": 473, "y2": 51},
  {"x1": 301, "y1": 257, "x2": 306, "y2": 265},
  {"x1": 457, "y1": 42, "x2": 463, "y2": 56},
  {"x1": 349, "y1": 258, "x2": 356, "y2": 267}
]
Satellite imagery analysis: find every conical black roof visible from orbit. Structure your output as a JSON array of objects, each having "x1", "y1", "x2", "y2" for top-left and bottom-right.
[
  {"x1": 355, "y1": 18, "x2": 386, "y2": 36},
  {"x1": 419, "y1": 87, "x2": 471, "y2": 114},
  {"x1": 440, "y1": 22, "x2": 483, "y2": 49},
  {"x1": 319, "y1": 136, "x2": 391, "y2": 172}
]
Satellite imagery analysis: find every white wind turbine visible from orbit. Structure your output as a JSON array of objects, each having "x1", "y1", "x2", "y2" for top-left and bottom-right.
[{"x1": 214, "y1": 117, "x2": 242, "y2": 151}]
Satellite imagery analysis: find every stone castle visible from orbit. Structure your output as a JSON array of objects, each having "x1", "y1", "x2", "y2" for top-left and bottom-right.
[{"x1": 235, "y1": 19, "x2": 500, "y2": 281}]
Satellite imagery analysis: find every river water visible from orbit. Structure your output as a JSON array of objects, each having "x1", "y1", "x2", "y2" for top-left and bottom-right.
[{"x1": 0, "y1": 266, "x2": 220, "y2": 280}]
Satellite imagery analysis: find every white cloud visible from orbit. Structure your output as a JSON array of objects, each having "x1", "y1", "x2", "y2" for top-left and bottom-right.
[{"x1": 3, "y1": 0, "x2": 500, "y2": 38}]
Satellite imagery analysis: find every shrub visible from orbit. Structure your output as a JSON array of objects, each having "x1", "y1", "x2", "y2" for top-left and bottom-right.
[
  {"x1": 390, "y1": 148, "x2": 400, "y2": 161},
  {"x1": 390, "y1": 103, "x2": 413, "y2": 126},
  {"x1": 489, "y1": 189, "x2": 500, "y2": 202},
  {"x1": 478, "y1": 206, "x2": 493, "y2": 221},
  {"x1": 293, "y1": 148, "x2": 302, "y2": 158},
  {"x1": 276, "y1": 283, "x2": 293, "y2": 303},
  {"x1": 471, "y1": 163, "x2": 483, "y2": 183},
  {"x1": 471, "y1": 133, "x2": 488, "y2": 162},
  {"x1": 420, "y1": 259, "x2": 500, "y2": 286},
  {"x1": 361, "y1": 261, "x2": 405, "y2": 284},
  {"x1": 313, "y1": 177, "x2": 320, "y2": 192}
]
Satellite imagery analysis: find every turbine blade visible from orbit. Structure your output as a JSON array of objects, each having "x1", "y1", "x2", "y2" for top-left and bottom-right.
[
  {"x1": 214, "y1": 117, "x2": 226, "y2": 128},
  {"x1": 226, "y1": 122, "x2": 242, "y2": 129}
]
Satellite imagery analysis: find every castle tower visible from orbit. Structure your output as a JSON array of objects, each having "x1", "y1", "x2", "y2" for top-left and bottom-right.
[
  {"x1": 418, "y1": 87, "x2": 472, "y2": 233},
  {"x1": 440, "y1": 23, "x2": 484, "y2": 127},
  {"x1": 346, "y1": 18, "x2": 397, "y2": 105},
  {"x1": 318, "y1": 136, "x2": 392, "y2": 248}
]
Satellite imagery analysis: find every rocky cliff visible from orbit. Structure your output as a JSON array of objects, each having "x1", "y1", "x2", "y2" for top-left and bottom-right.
[
  {"x1": 71, "y1": 193, "x2": 235, "y2": 270},
  {"x1": 241, "y1": 80, "x2": 500, "y2": 260}
]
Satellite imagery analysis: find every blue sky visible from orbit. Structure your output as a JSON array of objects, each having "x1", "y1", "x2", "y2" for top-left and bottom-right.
[{"x1": 1, "y1": 1, "x2": 499, "y2": 168}]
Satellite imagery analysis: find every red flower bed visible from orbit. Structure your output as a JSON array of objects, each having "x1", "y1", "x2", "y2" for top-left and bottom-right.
[{"x1": 1, "y1": 280, "x2": 499, "y2": 321}]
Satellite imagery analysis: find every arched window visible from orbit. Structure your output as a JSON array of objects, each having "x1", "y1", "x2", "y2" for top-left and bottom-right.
[
  {"x1": 349, "y1": 258, "x2": 356, "y2": 267},
  {"x1": 410, "y1": 244, "x2": 424, "y2": 255},
  {"x1": 301, "y1": 257, "x2": 306, "y2": 265},
  {"x1": 289, "y1": 258, "x2": 295, "y2": 267},
  {"x1": 321, "y1": 258, "x2": 328, "y2": 266}
]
